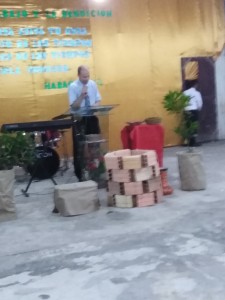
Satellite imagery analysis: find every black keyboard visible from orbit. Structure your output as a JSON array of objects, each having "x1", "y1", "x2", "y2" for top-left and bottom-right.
[{"x1": 1, "y1": 119, "x2": 73, "y2": 132}]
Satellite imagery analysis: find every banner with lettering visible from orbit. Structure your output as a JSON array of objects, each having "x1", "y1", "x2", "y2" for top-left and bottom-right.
[{"x1": 0, "y1": 0, "x2": 111, "y2": 124}]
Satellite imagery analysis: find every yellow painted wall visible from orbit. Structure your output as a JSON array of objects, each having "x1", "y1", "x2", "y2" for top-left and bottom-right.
[
  {"x1": 0, "y1": 0, "x2": 225, "y2": 154},
  {"x1": 90, "y1": 0, "x2": 225, "y2": 149}
]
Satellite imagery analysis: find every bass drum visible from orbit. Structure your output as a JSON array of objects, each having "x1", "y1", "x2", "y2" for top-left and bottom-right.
[{"x1": 27, "y1": 146, "x2": 60, "y2": 180}]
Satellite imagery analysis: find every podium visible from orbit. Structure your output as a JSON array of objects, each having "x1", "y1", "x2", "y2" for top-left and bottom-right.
[{"x1": 54, "y1": 105, "x2": 118, "y2": 186}]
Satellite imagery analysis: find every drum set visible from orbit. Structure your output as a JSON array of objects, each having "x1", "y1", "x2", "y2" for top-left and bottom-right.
[{"x1": 27, "y1": 129, "x2": 68, "y2": 181}]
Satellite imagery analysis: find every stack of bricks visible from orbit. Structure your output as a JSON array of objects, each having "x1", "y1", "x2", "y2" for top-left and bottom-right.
[{"x1": 104, "y1": 149, "x2": 163, "y2": 208}]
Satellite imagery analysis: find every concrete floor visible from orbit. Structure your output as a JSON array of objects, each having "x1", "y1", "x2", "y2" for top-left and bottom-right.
[{"x1": 1, "y1": 142, "x2": 225, "y2": 300}]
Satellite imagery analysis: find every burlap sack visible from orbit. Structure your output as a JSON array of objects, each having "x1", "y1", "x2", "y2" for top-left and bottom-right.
[
  {"x1": 54, "y1": 180, "x2": 99, "y2": 217},
  {"x1": 177, "y1": 151, "x2": 206, "y2": 191},
  {"x1": 0, "y1": 169, "x2": 15, "y2": 212}
]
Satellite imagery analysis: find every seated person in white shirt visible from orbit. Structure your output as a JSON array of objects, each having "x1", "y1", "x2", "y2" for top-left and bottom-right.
[
  {"x1": 183, "y1": 80, "x2": 203, "y2": 146},
  {"x1": 68, "y1": 65, "x2": 101, "y2": 134}
]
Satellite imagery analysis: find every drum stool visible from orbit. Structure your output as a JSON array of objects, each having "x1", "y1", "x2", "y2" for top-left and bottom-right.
[{"x1": 54, "y1": 181, "x2": 99, "y2": 217}]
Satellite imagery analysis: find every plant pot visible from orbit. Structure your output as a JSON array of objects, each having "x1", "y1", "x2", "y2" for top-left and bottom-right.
[
  {"x1": 0, "y1": 169, "x2": 15, "y2": 212},
  {"x1": 177, "y1": 151, "x2": 206, "y2": 191}
]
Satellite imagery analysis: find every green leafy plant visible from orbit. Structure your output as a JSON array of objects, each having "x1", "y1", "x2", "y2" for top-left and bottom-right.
[
  {"x1": 163, "y1": 90, "x2": 198, "y2": 148},
  {"x1": 0, "y1": 132, "x2": 35, "y2": 170},
  {"x1": 163, "y1": 91, "x2": 189, "y2": 113}
]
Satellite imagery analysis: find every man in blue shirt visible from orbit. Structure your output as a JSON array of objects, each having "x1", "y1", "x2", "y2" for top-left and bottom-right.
[
  {"x1": 68, "y1": 65, "x2": 101, "y2": 134},
  {"x1": 68, "y1": 65, "x2": 101, "y2": 109},
  {"x1": 68, "y1": 65, "x2": 102, "y2": 180}
]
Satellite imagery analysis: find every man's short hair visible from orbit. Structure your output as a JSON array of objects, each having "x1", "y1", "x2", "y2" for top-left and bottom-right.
[
  {"x1": 78, "y1": 65, "x2": 88, "y2": 75},
  {"x1": 184, "y1": 79, "x2": 198, "y2": 90}
]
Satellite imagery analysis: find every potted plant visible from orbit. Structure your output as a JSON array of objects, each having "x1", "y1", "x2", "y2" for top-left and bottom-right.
[
  {"x1": 0, "y1": 132, "x2": 35, "y2": 212},
  {"x1": 163, "y1": 90, "x2": 206, "y2": 191}
]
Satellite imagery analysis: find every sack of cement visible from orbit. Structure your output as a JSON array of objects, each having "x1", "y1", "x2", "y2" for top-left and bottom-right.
[
  {"x1": 0, "y1": 169, "x2": 15, "y2": 212},
  {"x1": 177, "y1": 151, "x2": 206, "y2": 191},
  {"x1": 54, "y1": 180, "x2": 99, "y2": 217}
]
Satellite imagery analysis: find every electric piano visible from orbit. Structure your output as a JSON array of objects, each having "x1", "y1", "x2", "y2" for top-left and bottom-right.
[{"x1": 1, "y1": 119, "x2": 74, "y2": 133}]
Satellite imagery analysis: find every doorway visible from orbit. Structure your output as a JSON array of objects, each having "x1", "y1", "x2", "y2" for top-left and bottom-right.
[{"x1": 181, "y1": 57, "x2": 217, "y2": 142}]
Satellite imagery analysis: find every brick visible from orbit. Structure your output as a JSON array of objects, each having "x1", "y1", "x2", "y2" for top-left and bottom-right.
[
  {"x1": 134, "y1": 167, "x2": 153, "y2": 181},
  {"x1": 144, "y1": 176, "x2": 162, "y2": 193},
  {"x1": 109, "y1": 167, "x2": 156, "y2": 183},
  {"x1": 112, "y1": 169, "x2": 133, "y2": 183},
  {"x1": 107, "y1": 181, "x2": 121, "y2": 196},
  {"x1": 104, "y1": 150, "x2": 131, "y2": 170},
  {"x1": 104, "y1": 156, "x2": 121, "y2": 170},
  {"x1": 141, "y1": 151, "x2": 158, "y2": 167},
  {"x1": 131, "y1": 149, "x2": 154, "y2": 156},
  {"x1": 124, "y1": 182, "x2": 144, "y2": 196},
  {"x1": 113, "y1": 149, "x2": 131, "y2": 156},
  {"x1": 107, "y1": 170, "x2": 112, "y2": 181},
  {"x1": 122, "y1": 155, "x2": 142, "y2": 170},
  {"x1": 107, "y1": 196, "x2": 115, "y2": 207},
  {"x1": 105, "y1": 149, "x2": 159, "y2": 171},
  {"x1": 152, "y1": 164, "x2": 160, "y2": 177},
  {"x1": 154, "y1": 189, "x2": 163, "y2": 203},
  {"x1": 115, "y1": 195, "x2": 134, "y2": 208},
  {"x1": 136, "y1": 193, "x2": 155, "y2": 207},
  {"x1": 108, "y1": 181, "x2": 144, "y2": 196}
]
